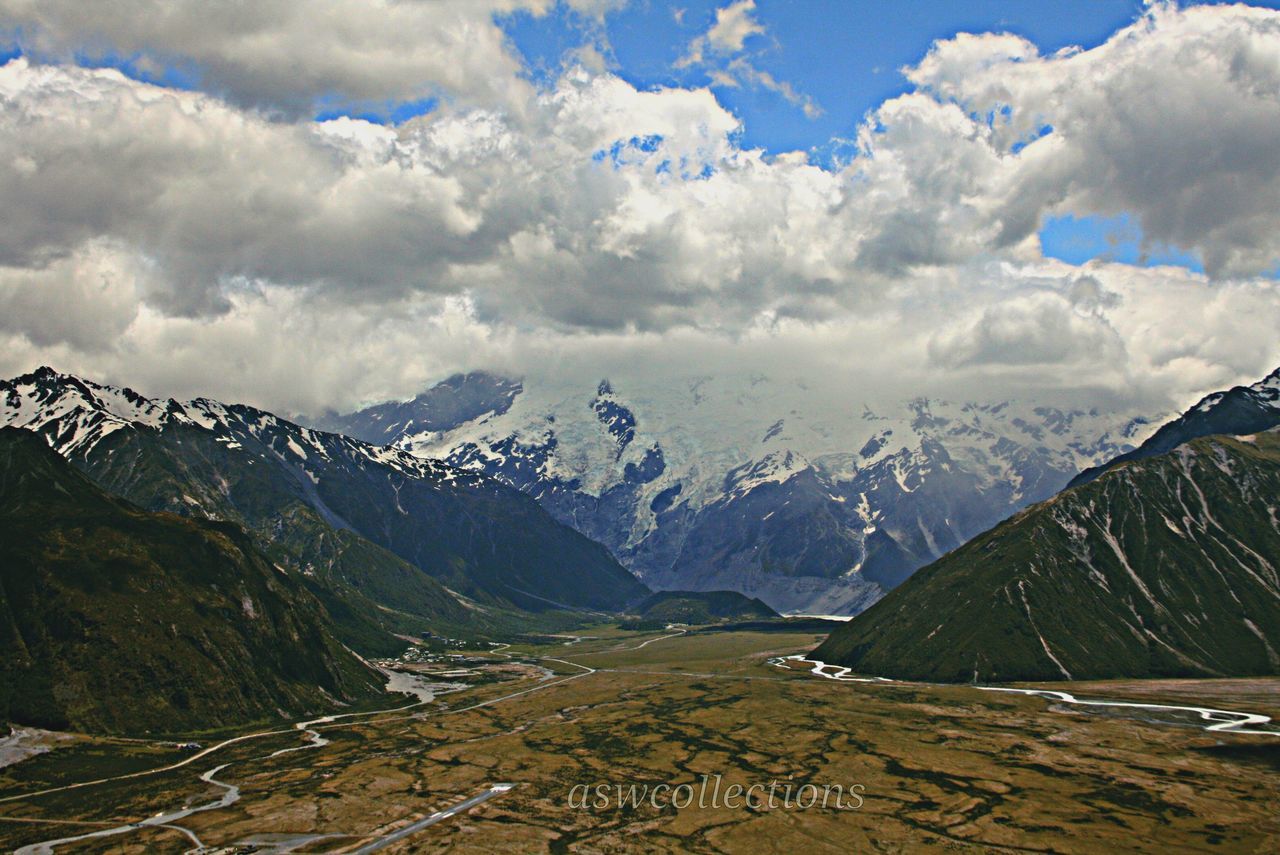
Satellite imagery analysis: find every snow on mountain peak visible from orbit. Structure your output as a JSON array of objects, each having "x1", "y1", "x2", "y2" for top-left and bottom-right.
[
  {"x1": 331, "y1": 369, "x2": 1160, "y2": 614},
  {"x1": 0, "y1": 368, "x2": 468, "y2": 486}
]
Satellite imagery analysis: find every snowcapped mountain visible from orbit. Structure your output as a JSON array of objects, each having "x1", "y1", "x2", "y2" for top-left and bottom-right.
[
  {"x1": 814, "y1": 363, "x2": 1280, "y2": 682},
  {"x1": 323, "y1": 371, "x2": 1158, "y2": 615},
  {"x1": 813, "y1": 430, "x2": 1280, "y2": 683},
  {"x1": 315, "y1": 372, "x2": 525, "y2": 444},
  {"x1": 0, "y1": 366, "x2": 463, "y2": 482},
  {"x1": 1070, "y1": 366, "x2": 1280, "y2": 488},
  {"x1": 0, "y1": 367, "x2": 647, "y2": 635}
]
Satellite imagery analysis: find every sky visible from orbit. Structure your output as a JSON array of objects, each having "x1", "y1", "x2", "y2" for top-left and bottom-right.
[{"x1": 0, "y1": 0, "x2": 1279, "y2": 418}]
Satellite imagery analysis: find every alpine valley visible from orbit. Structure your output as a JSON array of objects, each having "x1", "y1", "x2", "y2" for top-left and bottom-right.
[
  {"x1": 6, "y1": 4, "x2": 1280, "y2": 852},
  {"x1": 815, "y1": 368, "x2": 1280, "y2": 681},
  {"x1": 0, "y1": 367, "x2": 648, "y2": 663},
  {"x1": 315, "y1": 371, "x2": 1159, "y2": 615},
  {"x1": 4, "y1": 364, "x2": 1280, "y2": 855}
]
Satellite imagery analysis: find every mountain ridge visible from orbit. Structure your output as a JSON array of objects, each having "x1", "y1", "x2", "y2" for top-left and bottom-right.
[
  {"x1": 1069, "y1": 368, "x2": 1280, "y2": 489},
  {"x1": 0, "y1": 368, "x2": 648, "y2": 654},
  {"x1": 812, "y1": 429, "x2": 1280, "y2": 682},
  {"x1": 0, "y1": 426, "x2": 385, "y2": 734},
  {"x1": 315, "y1": 371, "x2": 1156, "y2": 615}
]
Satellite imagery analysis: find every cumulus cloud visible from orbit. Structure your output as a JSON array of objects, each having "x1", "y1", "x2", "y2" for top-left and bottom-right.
[
  {"x1": 0, "y1": 241, "x2": 149, "y2": 351},
  {"x1": 907, "y1": 2, "x2": 1280, "y2": 277},
  {"x1": 676, "y1": 0, "x2": 820, "y2": 117},
  {"x1": 0, "y1": 1, "x2": 1277, "y2": 421},
  {"x1": 0, "y1": 61, "x2": 485, "y2": 316},
  {"x1": 2, "y1": 258, "x2": 1275, "y2": 421},
  {"x1": 928, "y1": 289, "x2": 1126, "y2": 370},
  {"x1": 705, "y1": 0, "x2": 764, "y2": 53},
  {"x1": 677, "y1": 0, "x2": 764, "y2": 67},
  {"x1": 0, "y1": 0, "x2": 557, "y2": 114},
  {"x1": 0, "y1": 58, "x2": 846, "y2": 329}
]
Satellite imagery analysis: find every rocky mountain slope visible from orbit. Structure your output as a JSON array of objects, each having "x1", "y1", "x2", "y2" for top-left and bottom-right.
[
  {"x1": 812, "y1": 430, "x2": 1280, "y2": 682},
  {"x1": 1070, "y1": 367, "x2": 1280, "y2": 487},
  {"x1": 320, "y1": 372, "x2": 1154, "y2": 615},
  {"x1": 0, "y1": 427, "x2": 384, "y2": 734},
  {"x1": 315, "y1": 372, "x2": 525, "y2": 444},
  {"x1": 0, "y1": 369, "x2": 648, "y2": 653}
]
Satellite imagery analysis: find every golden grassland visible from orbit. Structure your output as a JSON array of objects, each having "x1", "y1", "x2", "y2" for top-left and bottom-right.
[{"x1": 2, "y1": 629, "x2": 1278, "y2": 853}]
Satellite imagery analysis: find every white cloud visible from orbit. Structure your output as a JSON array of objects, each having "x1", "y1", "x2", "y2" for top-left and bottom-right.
[
  {"x1": 2, "y1": 258, "x2": 1274, "y2": 421},
  {"x1": 705, "y1": 0, "x2": 765, "y2": 54},
  {"x1": 564, "y1": 0, "x2": 631, "y2": 18},
  {"x1": 0, "y1": 240, "x2": 148, "y2": 351},
  {"x1": 0, "y1": 60, "x2": 483, "y2": 316},
  {"x1": 675, "y1": 0, "x2": 819, "y2": 118},
  {"x1": 0, "y1": 0, "x2": 554, "y2": 114},
  {"x1": 906, "y1": 2, "x2": 1280, "y2": 277},
  {"x1": 677, "y1": 0, "x2": 764, "y2": 67},
  {"x1": 0, "y1": 2, "x2": 1277, "y2": 422},
  {"x1": 722, "y1": 58, "x2": 823, "y2": 118}
]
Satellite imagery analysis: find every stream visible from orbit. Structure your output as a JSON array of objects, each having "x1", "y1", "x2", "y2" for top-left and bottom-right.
[
  {"x1": 775, "y1": 655, "x2": 1280, "y2": 736},
  {"x1": 12, "y1": 669, "x2": 449, "y2": 854}
]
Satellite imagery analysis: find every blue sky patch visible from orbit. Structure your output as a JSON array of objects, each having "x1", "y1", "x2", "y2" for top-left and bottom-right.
[
  {"x1": 315, "y1": 96, "x2": 438, "y2": 126},
  {"x1": 502, "y1": 0, "x2": 1156, "y2": 161},
  {"x1": 1039, "y1": 213, "x2": 1205, "y2": 272}
]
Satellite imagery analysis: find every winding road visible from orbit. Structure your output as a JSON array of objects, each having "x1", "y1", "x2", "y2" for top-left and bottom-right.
[
  {"x1": 12, "y1": 764, "x2": 237, "y2": 854},
  {"x1": 1, "y1": 671, "x2": 444, "y2": 853},
  {"x1": 1, "y1": 630, "x2": 685, "y2": 853},
  {"x1": 351, "y1": 784, "x2": 514, "y2": 853}
]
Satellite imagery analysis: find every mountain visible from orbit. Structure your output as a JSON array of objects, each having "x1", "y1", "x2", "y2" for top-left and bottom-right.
[
  {"x1": 314, "y1": 372, "x2": 524, "y2": 445},
  {"x1": 319, "y1": 372, "x2": 1154, "y2": 615},
  {"x1": 0, "y1": 368, "x2": 647, "y2": 652},
  {"x1": 631, "y1": 590, "x2": 780, "y2": 625},
  {"x1": 0, "y1": 427, "x2": 383, "y2": 735},
  {"x1": 812, "y1": 431, "x2": 1280, "y2": 682},
  {"x1": 1070, "y1": 366, "x2": 1280, "y2": 488}
]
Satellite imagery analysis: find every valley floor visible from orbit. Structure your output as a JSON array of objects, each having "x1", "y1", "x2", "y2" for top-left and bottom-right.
[{"x1": 1, "y1": 630, "x2": 1278, "y2": 853}]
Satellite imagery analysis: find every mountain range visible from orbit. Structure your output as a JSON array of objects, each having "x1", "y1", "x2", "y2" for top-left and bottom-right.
[
  {"x1": 315, "y1": 372, "x2": 1157, "y2": 615},
  {"x1": 6, "y1": 359, "x2": 1277, "y2": 720},
  {"x1": 814, "y1": 370, "x2": 1280, "y2": 682},
  {"x1": 0, "y1": 368, "x2": 648, "y2": 659},
  {"x1": 1070, "y1": 367, "x2": 1280, "y2": 487},
  {"x1": 0, "y1": 426, "x2": 384, "y2": 734}
]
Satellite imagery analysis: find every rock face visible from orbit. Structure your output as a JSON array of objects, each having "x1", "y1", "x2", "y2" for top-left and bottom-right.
[
  {"x1": 0, "y1": 368, "x2": 648, "y2": 655},
  {"x1": 314, "y1": 372, "x2": 524, "y2": 444},
  {"x1": 323, "y1": 372, "x2": 1154, "y2": 615},
  {"x1": 0, "y1": 427, "x2": 384, "y2": 735},
  {"x1": 1070, "y1": 367, "x2": 1280, "y2": 488},
  {"x1": 813, "y1": 430, "x2": 1280, "y2": 683}
]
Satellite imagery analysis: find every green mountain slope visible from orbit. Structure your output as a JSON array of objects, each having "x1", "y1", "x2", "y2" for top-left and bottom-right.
[
  {"x1": 633, "y1": 590, "x2": 780, "y2": 624},
  {"x1": 1, "y1": 369, "x2": 649, "y2": 655},
  {"x1": 0, "y1": 427, "x2": 384, "y2": 734},
  {"x1": 813, "y1": 432, "x2": 1280, "y2": 682},
  {"x1": 76, "y1": 417, "x2": 643, "y2": 612}
]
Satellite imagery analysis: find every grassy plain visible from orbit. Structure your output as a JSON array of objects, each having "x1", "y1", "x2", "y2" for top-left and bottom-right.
[{"x1": 1, "y1": 629, "x2": 1278, "y2": 853}]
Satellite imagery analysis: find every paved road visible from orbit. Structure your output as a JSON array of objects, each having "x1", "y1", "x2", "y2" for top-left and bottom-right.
[
  {"x1": 352, "y1": 785, "x2": 515, "y2": 853},
  {"x1": 13, "y1": 764, "x2": 237, "y2": 854}
]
